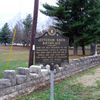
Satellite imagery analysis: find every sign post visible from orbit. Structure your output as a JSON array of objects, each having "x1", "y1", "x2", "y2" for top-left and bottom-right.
[
  {"x1": 50, "y1": 63, "x2": 55, "y2": 100},
  {"x1": 35, "y1": 28, "x2": 69, "y2": 100}
]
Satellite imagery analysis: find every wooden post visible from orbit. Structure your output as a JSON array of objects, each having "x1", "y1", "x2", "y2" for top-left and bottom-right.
[{"x1": 28, "y1": 0, "x2": 39, "y2": 67}]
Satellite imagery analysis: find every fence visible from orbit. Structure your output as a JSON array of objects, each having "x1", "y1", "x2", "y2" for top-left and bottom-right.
[{"x1": 0, "y1": 55, "x2": 100, "y2": 100}]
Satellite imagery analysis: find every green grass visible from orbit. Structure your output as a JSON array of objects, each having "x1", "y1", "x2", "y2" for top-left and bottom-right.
[
  {"x1": 0, "y1": 45, "x2": 91, "y2": 78},
  {"x1": 0, "y1": 46, "x2": 29, "y2": 77},
  {"x1": 18, "y1": 65, "x2": 100, "y2": 100},
  {"x1": 0, "y1": 45, "x2": 100, "y2": 99}
]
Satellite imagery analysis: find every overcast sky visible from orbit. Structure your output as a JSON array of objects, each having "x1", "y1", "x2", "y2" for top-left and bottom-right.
[{"x1": 0, "y1": 0, "x2": 57, "y2": 30}]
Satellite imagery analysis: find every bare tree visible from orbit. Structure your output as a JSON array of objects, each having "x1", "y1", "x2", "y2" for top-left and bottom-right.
[
  {"x1": 14, "y1": 20, "x2": 24, "y2": 44},
  {"x1": 23, "y1": 14, "x2": 32, "y2": 46}
]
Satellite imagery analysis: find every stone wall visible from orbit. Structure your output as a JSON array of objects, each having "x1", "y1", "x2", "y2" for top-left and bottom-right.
[{"x1": 0, "y1": 55, "x2": 100, "y2": 100}]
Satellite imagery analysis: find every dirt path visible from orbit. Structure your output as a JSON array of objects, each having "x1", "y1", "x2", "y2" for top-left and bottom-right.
[{"x1": 77, "y1": 67, "x2": 100, "y2": 86}]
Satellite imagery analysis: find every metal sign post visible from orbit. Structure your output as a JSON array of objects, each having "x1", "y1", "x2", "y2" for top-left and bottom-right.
[
  {"x1": 35, "y1": 28, "x2": 69, "y2": 100},
  {"x1": 50, "y1": 63, "x2": 55, "y2": 100}
]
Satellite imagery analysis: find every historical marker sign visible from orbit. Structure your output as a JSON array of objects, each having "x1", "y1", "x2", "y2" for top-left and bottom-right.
[{"x1": 35, "y1": 29, "x2": 69, "y2": 66}]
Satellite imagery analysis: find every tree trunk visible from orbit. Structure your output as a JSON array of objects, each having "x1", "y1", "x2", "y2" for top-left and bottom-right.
[
  {"x1": 90, "y1": 43, "x2": 96, "y2": 55},
  {"x1": 4, "y1": 43, "x2": 6, "y2": 46},
  {"x1": 73, "y1": 44, "x2": 78, "y2": 55},
  {"x1": 81, "y1": 45, "x2": 85, "y2": 55},
  {"x1": 94, "y1": 44, "x2": 97, "y2": 55}
]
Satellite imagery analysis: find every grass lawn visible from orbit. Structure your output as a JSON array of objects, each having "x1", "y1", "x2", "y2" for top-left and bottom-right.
[
  {"x1": 0, "y1": 45, "x2": 100, "y2": 99},
  {"x1": 0, "y1": 46, "x2": 29, "y2": 77},
  {"x1": 0, "y1": 45, "x2": 99, "y2": 77},
  {"x1": 18, "y1": 65, "x2": 100, "y2": 100}
]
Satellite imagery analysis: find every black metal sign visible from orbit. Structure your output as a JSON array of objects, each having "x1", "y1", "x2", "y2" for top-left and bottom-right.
[{"x1": 35, "y1": 29, "x2": 69, "y2": 65}]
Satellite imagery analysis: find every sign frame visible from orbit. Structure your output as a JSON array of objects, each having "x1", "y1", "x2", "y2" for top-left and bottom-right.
[{"x1": 35, "y1": 29, "x2": 69, "y2": 66}]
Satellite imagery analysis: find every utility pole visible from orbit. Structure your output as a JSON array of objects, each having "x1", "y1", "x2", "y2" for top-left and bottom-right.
[{"x1": 28, "y1": 0, "x2": 39, "y2": 67}]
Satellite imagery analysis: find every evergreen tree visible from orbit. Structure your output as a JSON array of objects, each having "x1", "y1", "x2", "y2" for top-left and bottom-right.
[
  {"x1": 41, "y1": 0, "x2": 100, "y2": 55},
  {"x1": 0, "y1": 23, "x2": 11, "y2": 45},
  {"x1": 0, "y1": 31, "x2": 2, "y2": 43}
]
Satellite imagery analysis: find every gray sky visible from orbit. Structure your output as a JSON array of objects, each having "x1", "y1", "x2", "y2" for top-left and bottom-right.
[{"x1": 0, "y1": 0, "x2": 57, "y2": 30}]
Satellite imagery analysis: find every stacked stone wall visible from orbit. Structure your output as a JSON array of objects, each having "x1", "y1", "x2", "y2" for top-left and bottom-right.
[{"x1": 0, "y1": 55, "x2": 100, "y2": 100}]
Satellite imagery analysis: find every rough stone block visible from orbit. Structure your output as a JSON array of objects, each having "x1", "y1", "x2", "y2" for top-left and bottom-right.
[
  {"x1": 39, "y1": 64, "x2": 44, "y2": 68},
  {"x1": 59, "y1": 67, "x2": 64, "y2": 71},
  {"x1": 4, "y1": 70, "x2": 16, "y2": 86},
  {"x1": 16, "y1": 75, "x2": 27, "y2": 85},
  {"x1": 15, "y1": 84, "x2": 22, "y2": 91},
  {"x1": 30, "y1": 73, "x2": 39, "y2": 80},
  {"x1": 45, "y1": 64, "x2": 50, "y2": 72},
  {"x1": 0, "y1": 95, "x2": 9, "y2": 100},
  {"x1": 29, "y1": 65, "x2": 41, "y2": 74},
  {"x1": 0, "y1": 79, "x2": 11, "y2": 89},
  {"x1": 1, "y1": 87, "x2": 16, "y2": 96},
  {"x1": 17, "y1": 67, "x2": 30, "y2": 76},
  {"x1": 41, "y1": 69, "x2": 49, "y2": 77},
  {"x1": 54, "y1": 64, "x2": 60, "y2": 72},
  {"x1": 8, "y1": 92, "x2": 19, "y2": 99}
]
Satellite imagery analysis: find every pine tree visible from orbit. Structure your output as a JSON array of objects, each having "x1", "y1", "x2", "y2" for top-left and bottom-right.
[
  {"x1": 41, "y1": 0, "x2": 100, "y2": 55},
  {"x1": 0, "y1": 23, "x2": 11, "y2": 45}
]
